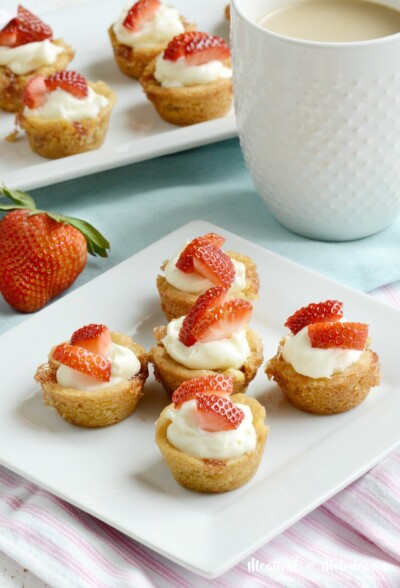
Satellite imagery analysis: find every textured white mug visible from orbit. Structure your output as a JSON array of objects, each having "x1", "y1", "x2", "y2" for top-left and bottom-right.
[{"x1": 231, "y1": 0, "x2": 400, "y2": 240}]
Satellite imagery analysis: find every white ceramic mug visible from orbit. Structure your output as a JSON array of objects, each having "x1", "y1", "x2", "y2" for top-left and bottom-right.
[{"x1": 231, "y1": 0, "x2": 400, "y2": 241}]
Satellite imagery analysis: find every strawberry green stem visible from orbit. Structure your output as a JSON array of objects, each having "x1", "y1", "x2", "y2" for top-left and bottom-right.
[
  {"x1": 0, "y1": 185, "x2": 110, "y2": 257},
  {"x1": 0, "y1": 186, "x2": 36, "y2": 210}
]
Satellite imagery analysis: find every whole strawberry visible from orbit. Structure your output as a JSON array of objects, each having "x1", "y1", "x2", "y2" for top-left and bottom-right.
[{"x1": 0, "y1": 186, "x2": 110, "y2": 313}]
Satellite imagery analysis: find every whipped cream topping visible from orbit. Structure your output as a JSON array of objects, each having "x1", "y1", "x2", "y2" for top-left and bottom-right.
[
  {"x1": 23, "y1": 87, "x2": 108, "y2": 121},
  {"x1": 282, "y1": 324, "x2": 364, "y2": 379},
  {"x1": 113, "y1": 3, "x2": 184, "y2": 48},
  {"x1": 162, "y1": 316, "x2": 251, "y2": 370},
  {"x1": 164, "y1": 249, "x2": 246, "y2": 295},
  {"x1": 0, "y1": 40, "x2": 64, "y2": 75},
  {"x1": 154, "y1": 54, "x2": 232, "y2": 88},
  {"x1": 166, "y1": 399, "x2": 257, "y2": 459},
  {"x1": 56, "y1": 342, "x2": 141, "y2": 390}
]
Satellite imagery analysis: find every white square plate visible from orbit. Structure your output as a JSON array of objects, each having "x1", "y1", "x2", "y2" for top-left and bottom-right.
[
  {"x1": 0, "y1": 0, "x2": 236, "y2": 191},
  {"x1": 0, "y1": 221, "x2": 398, "y2": 578}
]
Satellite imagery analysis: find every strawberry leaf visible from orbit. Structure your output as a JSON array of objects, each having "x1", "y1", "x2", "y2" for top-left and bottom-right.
[
  {"x1": 0, "y1": 186, "x2": 36, "y2": 211},
  {"x1": 0, "y1": 204, "x2": 27, "y2": 211},
  {"x1": 45, "y1": 213, "x2": 110, "y2": 258}
]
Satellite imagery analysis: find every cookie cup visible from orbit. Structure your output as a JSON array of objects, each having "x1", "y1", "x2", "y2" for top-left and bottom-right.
[
  {"x1": 16, "y1": 81, "x2": 116, "y2": 159},
  {"x1": 108, "y1": 20, "x2": 195, "y2": 80},
  {"x1": 157, "y1": 251, "x2": 260, "y2": 321},
  {"x1": 265, "y1": 338, "x2": 381, "y2": 415},
  {"x1": 0, "y1": 39, "x2": 74, "y2": 113},
  {"x1": 155, "y1": 393, "x2": 268, "y2": 493},
  {"x1": 34, "y1": 332, "x2": 148, "y2": 428},
  {"x1": 140, "y1": 58, "x2": 233, "y2": 126},
  {"x1": 149, "y1": 325, "x2": 263, "y2": 396}
]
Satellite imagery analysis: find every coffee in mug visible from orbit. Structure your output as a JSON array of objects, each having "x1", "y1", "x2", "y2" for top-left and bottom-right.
[{"x1": 259, "y1": 0, "x2": 400, "y2": 43}]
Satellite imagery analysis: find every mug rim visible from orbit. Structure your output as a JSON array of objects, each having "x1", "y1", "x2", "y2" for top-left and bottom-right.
[{"x1": 231, "y1": 0, "x2": 400, "y2": 48}]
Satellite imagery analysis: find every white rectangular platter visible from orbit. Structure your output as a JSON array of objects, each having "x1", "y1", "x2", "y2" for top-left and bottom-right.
[
  {"x1": 0, "y1": 220, "x2": 399, "y2": 578},
  {"x1": 0, "y1": 0, "x2": 236, "y2": 191}
]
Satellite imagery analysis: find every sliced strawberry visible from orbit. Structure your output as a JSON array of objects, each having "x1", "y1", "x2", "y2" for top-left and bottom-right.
[
  {"x1": 0, "y1": 19, "x2": 18, "y2": 47},
  {"x1": 191, "y1": 298, "x2": 252, "y2": 343},
  {"x1": 196, "y1": 393, "x2": 244, "y2": 432},
  {"x1": 285, "y1": 300, "x2": 343, "y2": 335},
  {"x1": 123, "y1": 0, "x2": 160, "y2": 32},
  {"x1": 172, "y1": 374, "x2": 233, "y2": 408},
  {"x1": 176, "y1": 233, "x2": 225, "y2": 273},
  {"x1": 191, "y1": 245, "x2": 235, "y2": 288},
  {"x1": 16, "y1": 5, "x2": 52, "y2": 46},
  {"x1": 179, "y1": 286, "x2": 228, "y2": 346},
  {"x1": 52, "y1": 343, "x2": 111, "y2": 382},
  {"x1": 308, "y1": 322, "x2": 368, "y2": 350},
  {"x1": 45, "y1": 71, "x2": 88, "y2": 99},
  {"x1": 70, "y1": 324, "x2": 111, "y2": 356},
  {"x1": 23, "y1": 75, "x2": 48, "y2": 109},
  {"x1": 24, "y1": 71, "x2": 88, "y2": 108},
  {"x1": 164, "y1": 31, "x2": 231, "y2": 66}
]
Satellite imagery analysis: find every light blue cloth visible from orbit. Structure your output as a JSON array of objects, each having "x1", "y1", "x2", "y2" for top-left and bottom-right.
[{"x1": 1, "y1": 138, "x2": 399, "y2": 333}]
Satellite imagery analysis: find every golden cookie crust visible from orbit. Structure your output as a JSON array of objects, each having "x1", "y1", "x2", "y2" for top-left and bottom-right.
[
  {"x1": 140, "y1": 57, "x2": 233, "y2": 126},
  {"x1": 0, "y1": 39, "x2": 74, "y2": 113},
  {"x1": 265, "y1": 338, "x2": 381, "y2": 415},
  {"x1": 155, "y1": 393, "x2": 268, "y2": 493},
  {"x1": 108, "y1": 19, "x2": 195, "y2": 80},
  {"x1": 157, "y1": 251, "x2": 260, "y2": 321},
  {"x1": 16, "y1": 81, "x2": 116, "y2": 159},
  {"x1": 149, "y1": 324, "x2": 264, "y2": 396},
  {"x1": 35, "y1": 332, "x2": 148, "y2": 428}
]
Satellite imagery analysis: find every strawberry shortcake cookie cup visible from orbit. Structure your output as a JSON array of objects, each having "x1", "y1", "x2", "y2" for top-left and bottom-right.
[
  {"x1": 150, "y1": 286, "x2": 263, "y2": 396},
  {"x1": 109, "y1": 0, "x2": 194, "y2": 80},
  {"x1": 35, "y1": 323, "x2": 148, "y2": 427},
  {"x1": 140, "y1": 31, "x2": 233, "y2": 125},
  {"x1": 0, "y1": 5, "x2": 74, "y2": 112},
  {"x1": 156, "y1": 375, "x2": 268, "y2": 492},
  {"x1": 157, "y1": 232, "x2": 259, "y2": 321},
  {"x1": 17, "y1": 70, "x2": 116, "y2": 159},
  {"x1": 266, "y1": 300, "x2": 381, "y2": 415}
]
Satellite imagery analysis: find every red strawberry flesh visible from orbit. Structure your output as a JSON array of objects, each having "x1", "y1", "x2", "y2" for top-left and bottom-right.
[
  {"x1": 0, "y1": 19, "x2": 18, "y2": 47},
  {"x1": 0, "y1": 186, "x2": 109, "y2": 313},
  {"x1": 70, "y1": 324, "x2": 111, "y2": 356},
  {"x1": 285, "y1": 300, "x2": 343, "y2": 335},
  {"x1": 196, "y1": 393, "x2": 244, "y2": 432},
  {"x1": 52, "y1": 343, "x2": 111, "y2": 382},
  {"x1": 192, "y1": 245, "x2": 235, "y2": 288},
  {"x1": 172, "y1": 374, "x2": 233, "y2": 408},
  {"x1": 176, "y1": 233, "x2": 225, "y2": 273},
  {"x1": 179, "y1": 286, "x2": 228, "y2": 346},
  {"x1": 16, "y1": 5, "x2": 52, "y2": 45},
  {"x1": 0, "y1": 5, "x2": 53, "y2": 47},
  {"x1": 0, "y1": 209, "x2": 87, "y2": 312},
  {"x1": 1, "y1": 6, "x2": 53, "y2": 47},
  {"x1": 123, "y1": 0, "x2": 161, "y2": 32},
  {"x1": 23, "y1": 74, "x2": 48, "y2": 109},
  {"x1": 191, "y1": 298, "x2": 253, "y2": 343},
  {"x1": 308, "y1": 321, "x2": 368, "y2": 350},
  {"x1": 45, "y1": 71, "x2": 88, "y2": 98},
  {"x1": 164, "y1": 31, "x2": 231, "y2": 66}
]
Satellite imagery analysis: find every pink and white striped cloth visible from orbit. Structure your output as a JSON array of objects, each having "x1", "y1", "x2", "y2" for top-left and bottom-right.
[{"x1": 0, "y1": 284, "x2": 399, "y2": 588}]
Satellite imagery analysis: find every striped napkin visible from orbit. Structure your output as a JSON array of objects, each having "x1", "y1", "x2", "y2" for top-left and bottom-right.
[{"x1": 0, "y1": 284, "x2": 399, "y2": 588}]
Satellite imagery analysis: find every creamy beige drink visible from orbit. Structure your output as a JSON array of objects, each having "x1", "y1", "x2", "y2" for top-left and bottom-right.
[{"x1": 259, "y1": 0, "x2": 400, "y2": 42}]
